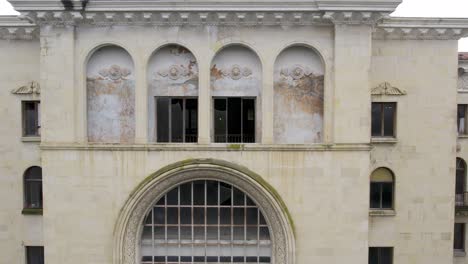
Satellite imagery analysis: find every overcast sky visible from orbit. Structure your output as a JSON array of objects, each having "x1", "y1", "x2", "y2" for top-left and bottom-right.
[{"x1": 0, "y1": 0, "x2": 467, "y2": 51}]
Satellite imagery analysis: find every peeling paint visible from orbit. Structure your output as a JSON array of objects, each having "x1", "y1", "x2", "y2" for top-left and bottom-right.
[
  {"x1": 274, "y1": 46, "x2": 324, "y2": 144},
  {"x1": 87, "y1": 46, "x2": 135, "y2": 143},
  {"x1": 147, "y1": 45, "x2": 199, "y2": 141}
]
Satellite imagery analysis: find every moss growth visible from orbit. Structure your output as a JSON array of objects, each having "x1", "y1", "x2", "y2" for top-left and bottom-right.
[
  {"x1": 227, "y1": 144, "x2": 243, "y2": 150},
  {"x1": 21, "y1": 208, "x2": 43, "y2": 215},
  {"x1": 129, "y1": 158, "x2": 295, "y2": 234}
]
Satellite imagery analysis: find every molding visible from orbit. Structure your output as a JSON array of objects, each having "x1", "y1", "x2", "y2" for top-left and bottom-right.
[
  {"x1": 11, "y1": 81, "x2": 40, "y2": 95},
  {"x1": 371, "y1": 82, "x2": 406, "y2": 96},
  {"x1": 113, "y1": 159, "x2": 295, "y2": 264},
  {"x1": 371, "y1": 137, "x2": 398, "y2": 144},
  {"x1": 369, "y1": 209, "x2": 396, "y2": 216},
  {"x1": 21, "y1": 136, "x2": 41, "y2": 142},
  {"x1": 374, "y1": 17, "x2": 468, "y2": 40},
  {"x1": 39, "y1": 143, "x2": 372, "y2": 152},
  {"x1": 0, "y1": 16, "x2": 38, "y2": 40}
]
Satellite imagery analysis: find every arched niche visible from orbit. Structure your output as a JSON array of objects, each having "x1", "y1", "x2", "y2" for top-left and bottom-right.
[
  {"x1": 210, "y1": 45, "x2": 262, "y2": 143},
  {"x1": 87, "y1": 45, "x2": 135, "y2": 143},
  {"x1": 147, "y1": 45, "x2": 199, "y2": 142},
  {"x1": 273, "y1": 46, "x2": 324, "y2": 144},
  {"x1": 114, "y1": 159, "x2": 295, "y2": 264}
]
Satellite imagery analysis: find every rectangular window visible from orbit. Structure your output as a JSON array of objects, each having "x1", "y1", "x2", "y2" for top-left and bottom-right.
[
  {"x1": 22, "y1": 101, "x2": 40, "y2": 137},
  {"x1": 156, "y1": 98, "x2": 198, "y2": 143},
  {"x1": 213, "y1": 98, "x2": 255, "y2": 143},
  {"x1": 458, "y1": 104, "x2": 467, "y2": 135},
  {"x1": 455, "y1": 223, "x2": 465, "y2": 252},
  {"x1": 369, "y1": 247, "x2": 393, "y2": 264},
  {"x1": 372, "y1": 102, "x2": 396, "y2": 137},
  {"x1": 26, "y1": 246, "x2": 44, "y2": 264},
  {"x1": 370, "y1": 182, "x2": 393, "y2": 209}
]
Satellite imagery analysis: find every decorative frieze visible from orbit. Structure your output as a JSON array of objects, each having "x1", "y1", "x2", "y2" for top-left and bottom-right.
[
  {"x1": 371, "y1": 82, "x2": 406, "y2": 96},
  {"x1": 0, "y1": 16, "x2": 38, "y2": 40}
]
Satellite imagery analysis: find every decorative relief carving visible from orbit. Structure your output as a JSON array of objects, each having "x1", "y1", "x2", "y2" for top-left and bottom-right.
[
  {"x1": 11, "y1": 81, "x2": 40, "y2": 95},
  {"x1": 371, "y1": 82, "x2": 407, "y2": 96},
  {"x1": 280, "y1": 65, "x2": 312, "y2": 80},
  {"x1": 116, "y1": 163, "x2": 294, "y2": 264},
  {"x1": 98, "y1": 65, "x2": 131, "y2": 81},
  {"x1": 221, "y1": 64, "x2": 252, "y2": 80},
  {"x1": 157, "y1": 64, "x2": 192, "y2": 80}
]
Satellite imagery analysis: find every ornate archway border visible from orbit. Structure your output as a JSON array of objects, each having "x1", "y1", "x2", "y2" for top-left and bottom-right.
[{"x1": 113, "y1": 158, "x2": 295, "y2": 264}]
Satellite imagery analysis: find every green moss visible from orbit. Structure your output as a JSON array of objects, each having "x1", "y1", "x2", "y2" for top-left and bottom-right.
[
  {"x1": 21, "y1": 208, "x2": 43, "y2": 215},
  {"x1": 227, "y1": 144, "x2": 243, "y2": 150},
  {"x1": 129, "y1": 158, "x2": 295, "y2": 234}
]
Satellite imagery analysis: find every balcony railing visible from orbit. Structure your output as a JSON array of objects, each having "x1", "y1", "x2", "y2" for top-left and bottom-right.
[{"x1": 456, "y1": 193, "x2": 468, "y2": 208}]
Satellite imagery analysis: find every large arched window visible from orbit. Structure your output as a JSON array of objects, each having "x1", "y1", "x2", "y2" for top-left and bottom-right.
[
  {"x1": 456, "y1": 158, "x2": 467, "y2": 206},
  {"x1": 24, "y1": 166, "x2": 42, "y2": 209},
  {"x1": 370, "y1": 168, "x2": 394, "y2": 210},
  {"x1": 141, "y1": 180, "x2": 272, "y2": 264}
]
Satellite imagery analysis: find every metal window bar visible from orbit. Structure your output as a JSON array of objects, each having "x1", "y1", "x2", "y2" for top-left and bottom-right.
[{"x1": 141, "y1": 180, "x2": 272, "y2": 264}]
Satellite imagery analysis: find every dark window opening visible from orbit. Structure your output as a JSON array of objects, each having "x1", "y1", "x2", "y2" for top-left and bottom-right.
[
  {"x1": 458, "y1": 105, "x2": 467, "y2": 135},
  {"x1": 214, "y1": 98, "x2": 255, "y2": 143},
  {"x1": 456, "y1": 158, "x2": 467, "y2": 207},
  {"x1": 372, "y1": 102, "x2": 396, "y2": 137},
  {"x1": 26, "y1": 246, "x2": 44, "y2": 264},
  {"x1": 370, "y1": 182, "x2": 393, "y2": 209},
  {"x1": 369, "y1": 247, "x2": 393, "y2": 264},
  {"x1": 156, "y1": 98, "x2": 198, "y2": 143},
  {"x1": 22, "y1": 101, "x2": 40, "y2": 137},
  {"x1": 455, "y1": 223, "x2": 465, "y2": 251},
  {"x1": 24, "y1": 166, "x2": 43, "y2": 209}
]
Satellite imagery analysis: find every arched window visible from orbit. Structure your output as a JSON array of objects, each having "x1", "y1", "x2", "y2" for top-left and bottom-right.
[
  {"x1": 141, "y1": 180, "x2": 272, "y2": 263},
  {"x1": 370, "y1": 168, "x2": 394, "y2": 210},
  {"x1": 456, "y1": 158, "x2": 467, "y2": 206},
  {"x1": 274, "y1": 45, "x2": 325, "y2": 144},
  {"x1": 24, "y1": 166, "x2": 42, "y2": 209}
]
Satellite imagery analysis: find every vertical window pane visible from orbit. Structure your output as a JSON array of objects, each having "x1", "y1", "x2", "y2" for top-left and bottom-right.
[
  {"x1": 371, "y1": 103, "x2": 382, "y2": 137},
  {"x1": 171, "y1": 99, "x2": 184, "y2": 142},
  {"x1": 157, "y1": 98, "x2": 170, "y2": 142},
  {"x1": 206, "y1": 181, "x2": 218, "y2": 205},
  {"x1": 455, "y1": 223, "x2": 465, "y2": 251},
  {"x1": 459, "y1": 105, "x2": 467, "y2": 135},
  {"x1": 180, "y1": 183, "x2": 192, "y2": 206},
  {"x1": 185, "y1": 99, "x2": 198, "y2": 142},
  {"x1": 26, "y1": 246, "x2": 44, "y2": 264},
  {"x1": 24, "y1": 167, "x2": 42, "y2": 209},
  {"x1": 227, "y1": 98, "x2": 242, "y2": 142},
  {"x1": 219, "y1": 182, "x2": 231, "y2": 206},
  {"x1": 380, "y1": 248, "x2": 393, "y2": 264},
  {"x1": 23, "y1": 101, "x2": 40, "y2": 136},
  {"x1": 381, "y1": 183, "x2": 393, "y2": 209},
  {"x1": 369, "y1": 247, "x2": 378, "y2": 264},
  {"x1": 370, "y1": 182, "x2": 381, "y2": 209},
  {"x1": 383, "y1": 103, "x2": 395, "y2": 137},
  {"x1": 242, "y1": 99, "x2": 255, "y2": 143},
  {"x1": 193, "y1": 181, "x2": 205, "y2": 205},
  {"x1": 214, "y1": 99, "x2": 227, "y2": 142}
]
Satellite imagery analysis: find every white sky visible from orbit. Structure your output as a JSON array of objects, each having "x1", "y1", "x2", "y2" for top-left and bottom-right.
[{"x1": 0, "y1": 0, "x2": 467, "y2": 51}]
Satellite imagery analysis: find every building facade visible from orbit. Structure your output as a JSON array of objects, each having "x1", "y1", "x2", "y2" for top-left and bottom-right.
[{"x1": 1, "y1": 0, "x2": 468, "y2": 263}]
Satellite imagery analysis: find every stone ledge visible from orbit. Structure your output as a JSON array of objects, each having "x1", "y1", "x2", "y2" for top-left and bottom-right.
[
  {"x1": 369, "y1": 209, "x2": 396, "y2": 216},
  {"x1": 40, "y1": 142, "x2": 372, "y2": 152},
  {"x1": 21, "y1": 208, "x2": 43, "y2": 215},
  {"x1": 371, "y1": 137, "x2": 398, "y2": 144},
  {"x1": 21, "y1": 136, "x2": 41, "y2": 142},
  {"x1": 454, "y1": 250, "x2": 466, "y2": 258}
]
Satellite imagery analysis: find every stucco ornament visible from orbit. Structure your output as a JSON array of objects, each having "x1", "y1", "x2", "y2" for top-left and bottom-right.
[
  {"x1": 371, "y1": 82, "x2": 407, "y2": 96},
  {"x1": 114, "y1": 160, "x2": 295, "y2": 264},
  {"x1": 222, "y1": 64, "x2": 252, "y2": 80},
  {"x1": 99, "y1": 65, "x2": 131, "y2": 81},
  {"x1": 157, "y1": 65, "x2": 191, "y2": 80},
  {"x1": 11, "y1": 81, "x2": 40, "y2": 95},
  {"x1": 280, "y1": 65, "x2": 312, "y2": 80}
]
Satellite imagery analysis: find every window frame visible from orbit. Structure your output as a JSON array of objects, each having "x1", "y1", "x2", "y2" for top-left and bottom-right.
[
  {"x1": 369, "y1": 247, "x2": 393, "y2": 264},
  {"x1": 371, "y1": 102, "x2": 397, "y2": 138},
  {"x1": 370, "y1": 168, "x2": 395, "y2": 211},
  {"x1": 155, "y1": 97, "x2": 198, "y2": 143},
  {"x1": 21, "y1": 100, "x2": 41, "y2": 138},
  {"x1": 458, "y1": 104, "x2": 468, "y2": 136},
  {"x1": 212, "y1": 97, "x2": 256, "y2": 143},
  {"x1": 455, "y1": 223, "x2": 466, "y2": 253},
  {"x1": 23, "y1": 166, "x2": 43, "y2": 210},
  {"x1": 25, "y1": 246, "x2": 44, "y2": 264}
]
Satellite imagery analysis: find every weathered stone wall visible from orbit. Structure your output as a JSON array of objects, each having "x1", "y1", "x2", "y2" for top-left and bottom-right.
[{"x1": 0, "y1": 39, "x2": 42, "y2": 264}]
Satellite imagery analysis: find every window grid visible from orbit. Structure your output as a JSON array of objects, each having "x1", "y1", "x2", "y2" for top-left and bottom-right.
[
  {"x1": 213, "y1": 98, "x2": 256, "y2": 143},
  {"x1": 141, "y1": 180, "x2": 272, "y2": 264},
  {"x1": 24, "y1": 166, "x2": 43, "y2": 209},
  {"x1": 371, "y1": 102, "x2": 396, "y2": 138},
  {"x1": 156, "y1": 97, "x2": 198, "y2": 143}
]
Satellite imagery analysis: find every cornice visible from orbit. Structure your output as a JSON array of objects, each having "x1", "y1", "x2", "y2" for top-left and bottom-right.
[
  {"x1": 0, "y1": 16, "x2": 38, "y2": 40},
  {"x1": 374, "y1": 17, "x2": 468, "y2": 40}
]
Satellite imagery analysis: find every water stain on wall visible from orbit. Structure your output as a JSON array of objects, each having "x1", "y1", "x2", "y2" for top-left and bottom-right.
[
  {"x1": 87, "y1": 46, "x2": 135, "y2": 143},
  {"x1": 274, "y1": 47, "x2": 324, "y2": 144}
]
